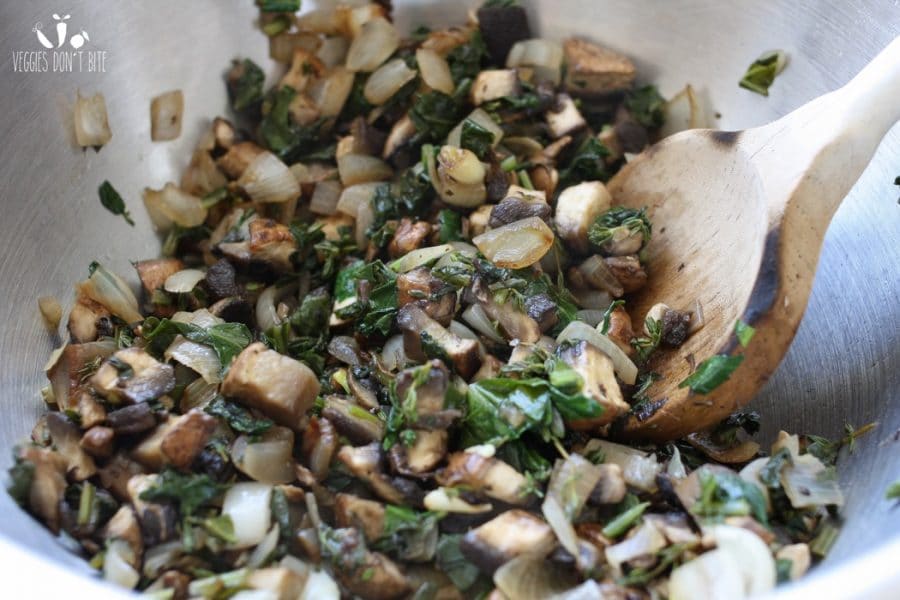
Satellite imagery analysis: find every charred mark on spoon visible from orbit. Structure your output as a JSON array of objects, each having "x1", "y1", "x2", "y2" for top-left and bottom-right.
[{"x1": 709, "y1": 130, "x2": 741, "y2": 146}]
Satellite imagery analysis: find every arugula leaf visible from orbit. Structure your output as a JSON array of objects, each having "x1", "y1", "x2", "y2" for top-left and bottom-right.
[
  {"x1": 435, "y1": 534, "x2": 481, "y2": 591},
  {"x1": 436, "y1": 209, "x2": 463, "y2": 243},
  {"x1": 141, "y1": 318, "x2": 253, "y2": 369},
  {"x1": 624, "y1": 85, "x2": 666, "y2": 128},
  {"x1": 98, "y1": 181, "x2": 134, "y2": 226},
  {"x1": 558, "y1": 136, "x2": 610, "y2": 189},
  {"x1": 775, "y1": 558, "x2": 794, "y2": 583},
  {"x1": 229, "y1": 58, "x2": 265, "y2": 111},
  {"x1": 141, "y1": 468, "x2": 227, "y2": 548},
  {"x1": 735, "y1": 319, "x2": 756, "y2": 348},
  {"x1": 286, "y1": 335, "x2": 327, "y2": 375},
  {"x1": 739, "y1": 51, "x2": 787, "y2": 96},
  {"x1": 588, "y1": 206, "x2": 652, "y2": 249},
  {"x1": 260, "y1": 85, "x2": 330, "y2": 163},
  {"x1": 693, "y1": 469, "x2": 768, "y2": 525},
  {"x1": 205, "y1": 396, "x2": 273, "y2": 435},
  {"x1": 290, "y1": 288, "x2": 331, "y2": 333},
  {"x1": 445, "y1": 30, "x2": 486, "y2": 84},
  {"x1": 200, "y1": 514, "x2": 237, "y2": 543},
  {"x1": 496, "y1": 439, "x2": 552, "y2": 482},
  {"x1": 333, "y1": 260, "x2": 399, "y2": 336},
  {"x1": 257, "y1": 0, "x2": 300, "y2": 12},
  {"x1": 460, "y1": 118, "x2": 494, "y2": 160},
  {"x1": 679, "y1": 354, "x2": 744, "y2": 394}
]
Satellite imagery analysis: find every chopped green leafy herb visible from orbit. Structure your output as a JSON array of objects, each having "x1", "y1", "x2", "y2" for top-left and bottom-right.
[
  {"x1": 558, "y1": 136, "x2": 610, "y2": 189},
  {"x1": 624, "y1": 85, "x2": 666, "y2": 128},
  {"x1": 257, "y1": 0, "x2": 300, "y2": 12},
  {"x1": 435, "y1": 534, "x2": 481, "y2": 590},
  {"x1": 735, "y1": 319, "x2": 756, "y2": 348},
  {"x1": 602, "y1": 501, "x2": 650, "y2": 538},
  {"x1": 205, "y1": 396, "x2": 274, "y2": 435},
  {"x1": 679, "y1": 354, "x2": 744, "y2": 394},
  {"x1": 260, "y1": 85, "x2": 330, "y2": 162},
  {"x1": 445, "y1": 31, "x2": 486, "y2": 84},
  {"x1": 229, "y1": 58, "x2": 265, "y2": 111},
  {"x1": 6, "y1": 450, "x2": 35, "y2": 508},
  {"x1": 739, "y1": 51, "x2": 787, "y2": 96},
  {"x1": 599, "y1": 300, "x2": 626, "y2": 335},
  {"x1": 98, "y1": 181, "x2": 134, "y2": 226},
  {"x1": 460, "y1": 118, "x2": 494, "y2": 159},
  {"x1": 693, "y1": 469, "x2": 768, "y2": 525},
  {"x1": 436, "y1": 209, "x2": 463, "y2": 243},
  {"x1": 632, "y1": 317, "x2": 662, "y2": 363},
  {"x1": 588, "y1": 206, "x2": 652, "y2": 249},
  {"x1": 886, "y1": 480, "x2": 900, "y2": 500},
  {"x1": 141, "y1": 318, "x2": 253, "y2": 370},
  {"x1": 373, "y1": 505, "x2": 441, "y2": 562}
]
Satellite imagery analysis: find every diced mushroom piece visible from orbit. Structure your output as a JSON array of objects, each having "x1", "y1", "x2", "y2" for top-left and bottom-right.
[
  {"x1": 204, "y1": 259, "x2": 240, "y2": 301},
  {"x1": 300, "y1": 417, "x2": 337, "y2": 481},
  {"x1": 211, "y1": 117, "x2": 235, "y2": 153},
  {"x1": 134, "y1": 258, "x2": 184, "y2": 296},
  {"x1": 209, "y1": 297, "x2": 253, "y2": 325},
  {"x1": 221, "y1": 342, "x2": 320, "y2": 431},
  {"x1": 388, "y1": 429, "x2": 448, "y2": 477},
  {"x1": 471, "y1": 69, "x2": 520, "y2": 105},
  {"x1": 775, "y1": 544, "x2": 811, "y2": 581},
  {"x1": 436, "y1": 452, "x2": 531, "y2": 505},
  {"x1": 67, "y1": 295, "x2": 113, "y2": 343},
  {"x1": 46, "y1": 341, "x2": 116, "y2": 410},
  {"x1": 383, "y1": 114, "x2": 417, "y2": 161},
  {"x1": 589, "y1": 463, "x2": 628, "y2": 505},
  {"x1": 106, "y1": 403, "x2": 157, "y2": 435},
  {"x1": 45, "y1": 413, "x2": 96, "y2": 481},
  {"x1": 524, "y1": 293, "x2": 559, "y2": 333},
  {"x1": 477, "y1": 4, "x2": 531, "y2": 65},
  {"x1": 472, "y1": 354, "x2": 503, "y2": 381},
  {"x1": 332, "y1": 530, "x2": 412, "y2": 600},
  {"x1": 81, "y1": 426, "x2": 115, "y2": 459},
  {"x1": 396, "y1": 304, "x2": 482, "y2": 380},
  {"x1": 246, "y1": 567, "x2": 308, "y2": 600},
  {"x1": 420, "y1": 27, "x2": 471, "y2": 56},
  {"x1": 127, "y1": 475, "x2": 179, "y2": 546},
  {"x1": 546, "y1": 93, "x2": 587, "y2": 138},
  {"x1": 488, "y1": 195, "x2": 551, "y2": 228},
  {"x1": 604, "y1": 255, "x2": 647, "y2": 293},
  {"x1": 248, "y1": 219, "x2": 298, "y2": 274},
  {"x1": 216, "y1": 141, "x2": 265, "y2": 180},
  {"x1": 472, "y1": 278, "x2": 541, "y2": 344},
  {"x1": 337, "y1": 443, "x2": 420, "y2": 506},
  {"x1": 76, "y1": 392, "x2": 107, "y2": 429},
  {"x1": 460, "y1": 510, "x2": 555, "y2": 574},
  {"x1": 15, "y1": 445, "x2": 68, "y2": 533},
  {"x1": 555, "y1": 181, "x2": 611, "y2": 254},
  {"x1": 394, "y1": 361, "x2": 462, "y2": 429},
  {"x1": 289, "y1": 93, "x2": 321, "y2": 126},
  {"x1": 335, "y1": 493, "x2": 386, "y2": 543},
  {"x1": 91, "y1": 348, "x2": 175, "y2": 405},
  {"x1": 280, "y1": 48, "x2": 325, "y2": 92},
  {"x1": 159, "y1": 409, "x2": 218, "y2": 469},
  {"x1": 660, "y1": 307, "x2": 693, "y2": 348},
  {"x1": 605, "y1": 306, "x2": 635, "y2": 357},
  {"x1": 397, "y1": 267, "x2": 457, "y2": 327},
  {"x1": 563, "y1": 38, "x2": 636, "y2": 95},
  {"x1": 388, "y1": 218, "x2": 432, "y2": 259},
  {"x1": 321, "y1": 395, "x2": 385, "y2": 444},
  {"x1": 97, "y1": 453, "x2": 146, "y2": 501},
  {"x1": 103, "y1": 506, "x2": 144, "y2": 567},
  {"x1": 557, "y1": 340, "x2": 629, "y2": 428},
  {"x1": 468, "y1": 205, "x2": 494, "y2": 238},
  {"x1": 614, "y1": 119, "x2": 649, "y2": 155},
  {"x1": 348, "y1": 369, "x2": 380, "y2": 411}
]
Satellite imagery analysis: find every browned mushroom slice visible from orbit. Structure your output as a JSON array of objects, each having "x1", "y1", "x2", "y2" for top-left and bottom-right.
[
  {"x1": 91, "y1": 348, "x2": 176, "y2": 405},
  {"x1": 106, "y1": 403, "x2": 157, "y2": 435},
  {"x1": 14, "y1": 445, "x2": 68, "y2": 533},
  {"x1": 322, "y1": 395, "x2": 386, "y2": 444},
  {"x1": 389, "y1": 218, "x2": 432, "y2": 259},
  {"x1": 76, "y1": 392, "x2": 107, "y2": 429},
  {"x1": 126, "y1": 475, "x2": 179, "y2": 546},
  {"x1": 488, "y1": 195, "x2": 551, "y2": 229},
  {"x1": 471, "y1": 277, "x2": 541, "y2": 344},
  {"x1": 46, "y1": 340, "x2": 116, "y2": 410},
  {"x1": 326, "y1": 526, "x2": 413, "y2": 600},
  {"x1": 45, "y1": 413, "x2": 96, "y2": 481},
  {"x1": 605, "y1": 306, "x2": 636, "y2": 358},
  {"x1": 216, "y1": 141, "x2": 265, "y2": 180},
  {"x1": 248, "y1": 218, "x2": 298, "y2": 273},
  {"x1": 394, "y1": 361, "x2": 462, "y2": 430},
  {"x1": 103, "y1": 505, "x2": 144, "y2": 567},
  {"x1": 221, "y1": 342, "x2": 320, "y2": 431},
  {"x1": 204, "y1": 258, "x2": 241, "y2": 301},
  {"x1": 97, "y1": 453, "x2": 147, "y2": 501},
  {"x1": 68, "y1": 295, "x2": 113, "y2": 343},
  {"x1": 397, "y1": 267, "x2": 457, "y2": 327},
  {"x1": 563, "y1": 38, "x2": 636, "y2": 96},
  {"x1": 396, "y1": 304, "x2": 481, "y2": 379},
  {"x1": 476, "y1": 3, "x2": 531, "y2": 65},
  {"x1": 471, "y1": 69, "x2": 520, "y2": 106},
  {"x1": 436, "y1": 452, "x2": 531, "y2": 506},
  {"x1": 335, "y1": 493, "x2": 387, "y2": 543},
  {"x1": 134, "y1": 258, "x2": 185, "y2": 296},
  {"x1": 472, "y1": 354, "x2": 503, "y2": 382},
  {"x1": 460, "y1": 509, "x2": 555, "y2": 574},
  {"x1": 388, "y1": 429, "x2": 448, "y2": 478},
  {"x1": 383, "y1": 114, "x2": 417, "y2": 162},
  {"x1": 80, "y1": 426, "x2": 115, "y2": 459},
  {"x1": 524, "y1": 293, "x2": 559, "y2": 333},
  {"x1": 604, "y1": 255, "x2": 648, "y2": 294},
  {"x1": 301, "y1": 416, "x2": 338, "y2": 481},
  {"x1": 557, "y1": 340, "x2": 629, "y2": 429},
  {"x1": 348, "y1": 368, "x2": 381, "y2": 410},
  {"x1": 337, "y1": 443, "x2": 421, "y2": 507}
]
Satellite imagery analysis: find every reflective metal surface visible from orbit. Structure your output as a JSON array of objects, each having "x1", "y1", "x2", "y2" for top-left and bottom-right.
[{"x1": 0, "y1": 1, "x2": 897, "y2": 597}]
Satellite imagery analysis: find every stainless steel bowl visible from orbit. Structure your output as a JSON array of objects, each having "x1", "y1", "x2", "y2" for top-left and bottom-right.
[{"x1": 0, "y1": 1, "x2": 897, "y2": 597}]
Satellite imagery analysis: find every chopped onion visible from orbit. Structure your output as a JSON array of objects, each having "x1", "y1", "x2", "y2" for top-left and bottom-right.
[
  {"x1": 570, "y1": 289, "x2": 613, "y2": 311},
  {"x1": 38, "y1": 296, "x2": 63, "y2": 329},
  {"x1": 150, "y1": 90, "x2": 184, "y2": 141},
  {"x1": 310, "y1": 180, "x2": 343, "y2": 216},
  {"x1": 300, "y1": 570, "x2": 341, "y2": 600},
  {"x1": 447, "y1": 108, "x2": 504, "y2": 148},
  {"x1": 182, "y1": 148, "x2": 228, "y2": 196},
  {"x1": 346, "y1": 18, "x2": 400, "y2": 72},
  {"x1": 232, "y1": 428, "x2": 296, "y2": 484},
  {"x1": 782, "y1": 454, "x2": 844, "y2": 508},
  {"x1": 269, "y1": 31, "x2": 321, "y2": 64},
  {"x1": 165, "y1": 335, "x2": 221, "y2": 384},
  {"x1": 667, "y1": 445, "x2": 689, "y2": 480},
  {"x1": 327, "y1": 335, "x2": 361, "y2": 366},
  {"x1": 473, "y1": 216, "x2": 555, "y2": 269},
  {"x1": 576, "y1": 255, "x2": 624, "y2": 297},
  {"x1": 424, "y1": 145, "x2": 485, "y2": 208},
  {"x1": 605, "y1": 521, "x2": 667, "y2": 571},
  {"x1": 705, "y1": 525, "x2": 776, "y2": 596},
  {"x1": 506, "y1": 39, "x2": 564, "y2": 85},
  {"x1": 173, "y1": 307, "x2": 224, "y2": 328},
  {"x1": 337, "y1": 182, "x2": 380, "y2": 217},
  {"x1": 575, "y1": 309, "x2": 605, "y2": 327},
  {"x1": 438, "y1": 146, "x2": 485, "y2": 185},
  {"x1": 337, "y1": 154, "x2": 393, "y2": 186},
  {"x1": 448, "y1": 320, "x2": 480, "y2": 343},
  {"x1": 494, "y1": 553, "x2": 577, "y2": 600},
  {"x1": 222, "y1": 482, "x2": 273, "y2": 549},
  {"x1": 143, "y1": 183, "x2": 207, "y2": 231},
  {"x1": 74, "y1": 92, "x2": 112, "y2": 147},
  {"x1": 424, "y1": 488, "x2": 491, "y2": 514},
  {"x1": 103, "y1": 539, "x2": 139, "y2": 589},
  {"x1": 238, "y1": 152, "x2": 300, "y2": 204},
  {"x1": 296, "y1": 8, "x2": 342, "y2": 35},
  {"x1": 164, "y1": 269, "x2": 206, "y2": 294},
  {"x1": 76, "y1": 263, "x2": 142, "y2": 324},
  {"x1": 555, "y1": 321, "x2": 638, "y2": 385},
  {"x1": 581, "y1": 439, "x2": 661, "y2": 491},
  {"x1": 355, "y1": 200, "x2": 375, "y2": 248},
  {"x1": 142, "y1": 540, "x2": 183, "y2": 579},
  {"x1": 180, "y1": 378, "x2": 218, "y2": 412},
  {"x1": 660, "y1": 84, "x2": 709, "y2": 138},
  {"x1": 462, "y1": 304, "x2": 505, "y2": 343},
  {"x1": 379, "y1": 334, "x2": 407, "y2": 371},
  {"x1": 316, "y1": 36, "x2": 349, "y2": 68},
  {"x1": 542, "y1": 496, "x2": 580, "y2": 558},
  {"x1": 364, "y1": 59, "x2": 417, "y2": 105},
  {"x1": 256, "y1": 286, "x2": 282, "y2": 332},
  {"x1": 416, "y1": 48, "x2": 454, "y2": 95},
  {"x1": 389, "y1": 244, "x2": 453, "y2": 272},
  {"x1": 309, "y1": 67, "x2": 355, "y2": 117},
  {"x1": 547, "y1": 453, "x2": 603, "y2": 519},
  {"x1": 247, "y1": 524, "x2": 281, "y2": 569},
  {"x1": 669, "y1": 548, "x2": 743, "y2": 600}
]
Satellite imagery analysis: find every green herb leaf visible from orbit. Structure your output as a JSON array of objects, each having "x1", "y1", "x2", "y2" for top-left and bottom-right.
[
  {"x1": 410, "y1": 82, "x2": 471, "y2": 142},
  {"x1": 735, "y1": 319, "x2": 756, "y2": 348},
  {"x1": 602, "y1": 501, "x2": 650, "y2": 538},
  {"x1": 624, "y1": 85, "x2": 666, "y2": 128},
  {"x1": 739, "y1": 51, "x2": 787, "y2": 96},
  {"x1": 257, "y1": 0, "x2": 301, "y2": 12},
  {"x1": 460, "y1": 118, "x2": 494, "y2": 160},
  {"x1": 759, "y1": 447, "x2": 793, "y2": 489},
  {"x1": 436, "y1": 209, "x2": 463, "y2": 243},
  {"x1": 373, "y1": 506, "x2": 441, "y2": 562},
  {"x1": 230, "y1": 58, "x2": 265, "y2": 111},
  {"x1": 435, "y1": 534, "x2": 481, "y2": 591},
  {"x1": 260, "y1": 85, "x2": 331, "y2": 163},
  {"x1": 588, "y1": 206, "x2": 652, "y2": 249},
  {"x1": 886, "y1": 480, "x2": 900, "y2": 500},
  {"x1": 632, "y1": 317, "x2": 662, "y2": 363},
  {"x1": 142, "y1": 318, "x2": 253, "y2": 370},
  {"x1": 599, "y1": 299, "x2": 626, "y2": 335},
  {"x1": 98, "y1": 181, "x2": 134, "y2": 226},
  {"x1": 140, "y1": 468, "x2": 226, "y2": 519},
  {"x1": 445, "y1": 31, "x2": 486, "y2": 84},
  {"x1": 693, "y1": 469, "x2": 768, "y2": 525},
  {"x1": 775, "y1": 558, "x2": 794, "y2": 583},
  {"x1": 205, "y1": 396, "x2": 273, "y2": 435},
  {"x1": 7, "y1": 450, "x2": 35, "y2": 508},
  {"x1": 557, "y1": 137, "x2": 610, "y2": 189},
  {"x1": 679, "y1": 354, "x2": 744, "y2": 394}
]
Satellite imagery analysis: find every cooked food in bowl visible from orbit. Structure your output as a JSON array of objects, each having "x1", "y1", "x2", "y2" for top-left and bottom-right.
[{"x1": 8, "y1": 1, "x2": 859, "y2": 598}]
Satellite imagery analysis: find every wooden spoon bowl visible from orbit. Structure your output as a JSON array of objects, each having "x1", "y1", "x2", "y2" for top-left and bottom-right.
[{"x1": 609, "y1": 38, "x2": 900, "y2": 441}]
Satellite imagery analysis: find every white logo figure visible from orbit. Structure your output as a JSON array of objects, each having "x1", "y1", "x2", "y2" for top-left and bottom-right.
[{"x1": 33, "y1": 14, "x2": 89, "y2": 49}]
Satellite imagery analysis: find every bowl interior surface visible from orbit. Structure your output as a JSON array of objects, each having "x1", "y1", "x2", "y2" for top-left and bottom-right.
[{"x1": 0, "y1": 1, "x2": 897, "y2": 597}]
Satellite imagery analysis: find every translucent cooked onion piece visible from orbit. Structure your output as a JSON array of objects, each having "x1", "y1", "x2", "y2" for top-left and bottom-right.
[
  {"x1": 364, "y1": 58, "x2": 417, "y2": 105},
  {"x1": 494, "y1": 553, "x2": 578, "y2": 600},
  {"x1": 438, "y1": 146, "x2": 485, "y2": 186},
  {"x1": 346, "y1": 17, "x2": 400, "y2": 72},
  {"x1": 143, "y1": 183, "x2": 207, "y2": 231},
  {"x1": 222, "y1": 482, "x2": 273, "y2": 549},
  {"x1": 337, "y1": 154, "x2": 393, "y2": 186},
  {"x1": 461, "y1": 304, "x2": 505, "y2": 344},
  {"x1": 163, "y1": 269, "x2": 205, "y2": 294},
  {"x1": 74, "y1": 92, "x2": 112, "y2": 147},
  {"x1": 782, "y1": 454, "x2": 845, "y2": 508},
  {"x1": 103, "y1": 539, "x2": 140, "y2": 589},
  {"x1": 165, "y1": 335, "x2": 222, "y2": 384},
  {"x1": 506, "y1": 39, "x2": 564, "y2": 85},
  {"x1": 660, "y1": 84, "x2": 709, "y2": 138},
  {"x1": 581, "y1": 439, "x2": 661, "y2": 492},
  {"x1": 336, "y1": 182, "x2": 381, "y2": 217},
  {"x1": 555, "y1": 320, "x2": 638, "y2": 385},
  {"x1": 389, "y1": 244, "x2": 453, "y2": 272},
  {"x1": 238, "y1": 151, "x2": 300, "y2": 204},
  {"x1": 416, "y1": 48, "x2": 454, "y2": 94},
  {"x1": 379, "y1": 335, "x2": 407, "y2": 372},
  {"x1": 309, "y1": 67, "x2": 355, "y2": 117},
  {"x1": 310, "y1": 180, "x2": 343, "y2": 216},
  {"x1": 77, "y1": 263, "x2": 143, "y2": 324},
  {"x1": 231, "y1": 428, "x2": 295, "y2": 484},
  {"x1": 354, "y1": 200, "x2": 375, "y2": 248},
  {"x1": 473, "y1": 216, "x2": 555, "y2": 269},
  {"x1": 150, "y1": 90, "x2": 184, "y2": 141}
]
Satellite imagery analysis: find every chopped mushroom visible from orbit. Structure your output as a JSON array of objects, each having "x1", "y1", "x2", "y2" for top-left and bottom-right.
[
  {"x1": 45, "y1": 413, "x2": 96, "y2": 481},
  {"x1": 488, "y1": 195, "x2": 551, "y2": 228},
  {"x1": 605, "y1": 306, "x2": 635, "y2": 357},
  {"x1": 80, "y1": 426, "x2": 115, "y2": 459},
  {"x1": 246, "y1": 567, "x2": 308, "y2": 600},
  {"x1": 436, "y1": 452, "x2": 531, "y2": 505},
  {"x1": 660, "y1": 307, "x2": 693, "y2": 347},
  {"x1": 563, "y1": 38, "x2": 636, "y2": 95},
  {"x1": 15, "y1": 445, "x2": 68, "y2": 533},
  {"x1": 555, "y1": 181, "x2": 611, "y2": 254},
  {"x1": 396, "y1": 304, "x2": 482, "y2": 379},
  {"x1": 103, "y1": 506, "x2": 144, "y2": 567},
  {"x1": 321, "y1": 395, "x2": 386, "y2": 444},
  {"x1": 337, "y1": 443, "x2": 421, "y2": 506},
  {"x1": 557, "y1": 340, "x2": 629, "y2": 428},
  {"x1": 388, "y1": 429, "x2": 448, "y2": 477},
  {"x1": 335, "y1": 493, "x2": 386, "y2": 543},
  {"x1": 383, "y1": 114, "x2": 417, "y2": 162},
  {"x1": 135, "y1": 258, "x2": 185, "y2": 296},
  {"x1": 477, "y1": 3, "x2": 531, "y2": 65},
  {"x1": 546, "y1": 93, "x2": 588, "y2": 138},
  {"x1": 106, "y1": 403, "x2": 157, "y2": 435},
  {"x1": 248, "y1": 218, "x2": 298, "y2": 273},
  {"x1": 67, "y1": 295, "x2": 113, "y2": 343},
  {"x1": 97, "y1": 453, "x2": 147, "y2": 501},
  {"x1": 604, "y1": 255, "x2": 648, "y2": 293},
  {"x1": 471, "y1": 69, "x2": 520, "y2": 105},
  {"x1": 460, "y1": 510, "x2": 555, "y2": 574},
  {"x1": 524, "y1": 293, "x2": 559, "y2": 333},
  {"x1": 46, "y1": 341, "x2": 116, "y2": 409},
  {"x1": 471, "y1": 277, "x2": 541, "y2": 344},
  {"x1": 221, "y1": 342, "x2": 320, "y2": 430},
  {"x1": 216, "y1": 141, "x2": 265, "y2": 180},
  {"x1": 91, "y1": 348, "x2": 176, "y2": 405},
  {"x1": 397, "y1": 267, "x2": 457, "y2": 327},
  {"x1": 394, "y1": 360, "x2": 461, "y2": 429},
  {"x1": 300, "y1": 416, "x2": 337, "y2": 481},
  {"x1": 389, "y1": 218, "x2": 432, "y2": 259}
]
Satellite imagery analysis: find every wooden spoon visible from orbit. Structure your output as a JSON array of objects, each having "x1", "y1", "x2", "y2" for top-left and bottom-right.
[{"x1": 609, "y1": 38, "x2": 900, "y2": 442}]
